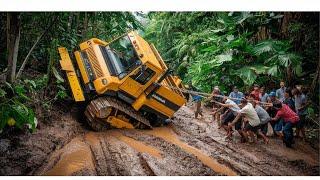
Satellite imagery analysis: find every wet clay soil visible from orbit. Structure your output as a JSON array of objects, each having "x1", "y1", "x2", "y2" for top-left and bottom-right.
[{"x1": 0, "y1": 104, "x2": 319, "y2": 175}]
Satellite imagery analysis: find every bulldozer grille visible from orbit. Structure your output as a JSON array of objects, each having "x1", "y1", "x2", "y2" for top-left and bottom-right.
[{"x1": 86, "y1": 46, "x2": 103, "y2": 78}]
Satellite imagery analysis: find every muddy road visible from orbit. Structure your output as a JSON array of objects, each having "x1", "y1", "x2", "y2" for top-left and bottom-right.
[{"x1": 0, "y1": 104, "x2": 319, "y2": 176}]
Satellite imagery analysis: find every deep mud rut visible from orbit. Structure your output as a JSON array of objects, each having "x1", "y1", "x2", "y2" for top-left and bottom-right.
[{"x1": 0, "y1": 104, "x2": 319, "y2": 176}]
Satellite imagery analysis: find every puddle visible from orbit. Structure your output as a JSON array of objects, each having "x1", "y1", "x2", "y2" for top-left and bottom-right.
[
  {"x1": 45, "y1": 139, "x2": 95, "y2": 176},
  {"x1": 144, "y1": 127, "x2": 237, "y2": 176},
  {"x1": 110, "y1": 131, "x2": 163, "y2": 159}
]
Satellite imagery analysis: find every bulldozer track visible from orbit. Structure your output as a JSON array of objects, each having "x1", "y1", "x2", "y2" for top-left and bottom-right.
[{"x1": 84, "y1": 96, "x2": 152, "y2": 131}]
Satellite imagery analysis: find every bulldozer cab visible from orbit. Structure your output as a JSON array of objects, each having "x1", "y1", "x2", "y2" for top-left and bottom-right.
[
  {"x1": 100, "y1": 35, "x2": 142, "y2": 79},
  {"x1": 58, "y1": 31, "x2": 187, "y2": 130}
]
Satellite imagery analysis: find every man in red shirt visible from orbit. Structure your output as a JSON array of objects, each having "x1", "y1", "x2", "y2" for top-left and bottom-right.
[
  {"x1": 272, "y1": 102, "x2": 300, "y2": 148},
  {"x1": 250, "y1": 84, "x2": 260, "y2": 101}
]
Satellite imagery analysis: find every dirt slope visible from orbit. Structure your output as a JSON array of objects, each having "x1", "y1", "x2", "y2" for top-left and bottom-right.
[{"x1": 0, "y1": 104, "x2": 319, "y2": 176}]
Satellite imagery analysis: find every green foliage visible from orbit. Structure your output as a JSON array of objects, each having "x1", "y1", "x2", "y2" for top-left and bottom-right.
[
  {"x1": 236, "y1": 67, "x2": 257, "y2": 86},
  {"x1": 0, "y1": 88, "x2": 6, "y2": 98},
  {"x1": 0, "y1": 102, "x2": 36, "y2": 132},
  {"x1": 51, "y1": 66, "x2": 69, "y2": 100},
  {"x1": 306, "y1": 107, "x2": 315, "y2": 120},
  {"x1": 0, "y1": 83, "x2": 37, "y2": 132},
  {"x1": 1, "y1": 12, "x2": 143, "y2": 75},
  {"x1": 0, "y1": 74, "x2": 58, "y2": 133},
  {"x1": 52, "y1": 67, "x2": 64, "y2": 83},
  {"x1": 145, "y1": 12, "x2": 313, "y2": 93},
  {"x1": 56, "y1": 86, "x2": 68, "y2": 100}
]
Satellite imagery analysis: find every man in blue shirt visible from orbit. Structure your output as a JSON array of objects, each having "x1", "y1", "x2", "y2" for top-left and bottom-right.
[
  {"x1": 292, "y1": 88, "x2": 308, "y2": 139},
  {"x1": 283, "y1": 88, "x2": 295, "y2": 112},
  {"x1": 188, "y1": 84, "x2": 203, "y2": 119},
  {"x1": 229, "y1": 86, "x2": 243, "y2": 105},
  {"x1": 276, "y1": 81, "x2": 286, "y2": 102},
  {"x1": 192, "y1": 94, "x2": 203, "y2": 119},
  {"x1": 259, "y1": 86, "x2": 269, "y2": 103}
]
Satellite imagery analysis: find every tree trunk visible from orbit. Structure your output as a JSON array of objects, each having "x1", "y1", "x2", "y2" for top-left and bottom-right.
[
  {"x1": 280, "y1": 12, "x2": 292, "y2": 39},
  {"x1": 46, "y1": 47, "x2": 55, "y2": 86},
  {"x1": 6, "y1": 13, "x2": 21, "y2": 83},
  {"x1": 286, "y1": 65, "x2": 293, "y2": 87},
  {"x1": 256, "y1": 26, "x2": 271, "y2": 42},
  {"x1": 93, "y1": 12, "x2": 98, "y2": 37},
  {"x1": 16, "y1": 15, "x2": 58, "y2": 79},
  {"x1": 67, "y1": 13, "x2": 73, "y2": 32},
  {"x1": 75, "y1": 12, "x2": 80, "y2": 35},
  {"x1": 82, "y1": 12, "x2": 88, "y2": 39},
  {"x1": 310, "y1": 58, "x2": 320, "y2": 96},
  {"x1": 280, "y1": 12, "x2": 301, "y2": 87}
]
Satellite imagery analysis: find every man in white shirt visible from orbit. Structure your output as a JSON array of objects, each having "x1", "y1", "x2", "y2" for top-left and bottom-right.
[
  {"x1": 212, "y1": 97, "x2": 240, "y2": 139},
  {"x1": 229, "y1": 98, "x2": 261, "y2": 143}
]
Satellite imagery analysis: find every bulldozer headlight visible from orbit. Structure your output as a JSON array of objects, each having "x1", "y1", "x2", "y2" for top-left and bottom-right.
[{"x1": 102, "y1": 78, "x2": 108, "y2": 85}]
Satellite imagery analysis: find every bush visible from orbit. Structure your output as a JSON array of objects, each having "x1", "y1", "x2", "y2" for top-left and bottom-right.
[{"x1": 0, "y1": 82, "x2": 37, "y2": 133}]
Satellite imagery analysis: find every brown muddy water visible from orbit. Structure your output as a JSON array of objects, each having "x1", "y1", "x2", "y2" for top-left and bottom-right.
[
  {"x1": 40, "y1": 127, "x2": 236, "y2": 176},
  {"x1": 44, "y1": 138, "x2": 95, "y2": 175},
  {"x1": 110, "y1": 131, "x2": 163, "y2": 159}
]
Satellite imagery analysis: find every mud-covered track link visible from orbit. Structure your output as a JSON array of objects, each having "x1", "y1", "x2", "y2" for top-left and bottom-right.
[{"x1": 84, "y1": 97, "x2": 152, "y2": 131}]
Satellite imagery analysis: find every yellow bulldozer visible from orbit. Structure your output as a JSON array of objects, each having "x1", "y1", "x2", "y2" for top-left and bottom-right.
[{"x1": 58, "y1": 31, "x2": 187, "y2": 131}]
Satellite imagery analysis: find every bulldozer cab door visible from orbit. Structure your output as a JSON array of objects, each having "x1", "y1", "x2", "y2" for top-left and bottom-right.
[{"x1": 119, "y1": 76, "x2": 143, "y2": 98}]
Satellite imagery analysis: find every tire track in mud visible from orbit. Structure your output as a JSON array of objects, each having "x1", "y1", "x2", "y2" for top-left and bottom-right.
[
  {"x1": 37, "y1": 137, "x2": 96, "y2": 176},
  {"x1": 137, "y1": 153, "x2": 156, "y2": 176},
  {"x1": 36, "y1": 105, "x2": 319, "y2": 176},
  {"x1": 141, "y1": 127, "x2": 237, "y2": 176},
  {"x1": 38, "y1": 128, "x2": 231, "y2": 175},
  {"x1": 121, "y1": 129, "x2": 218, "y2": 176},
  {"x1": 110, "y1": 131, "x2": 163, "y2": 159},
  {"x1": 86, "y1": 132, "x2": 148, "y2": 175}
]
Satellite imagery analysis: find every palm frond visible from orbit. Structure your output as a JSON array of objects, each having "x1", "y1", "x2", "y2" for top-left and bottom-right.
[{"x1": 235, "y1": 66, "x2": 257, "y2": 85}]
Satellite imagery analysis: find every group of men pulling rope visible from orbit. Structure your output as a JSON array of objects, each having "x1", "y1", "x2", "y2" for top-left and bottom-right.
[{"x1": 184, "y1": 81, "x2": 308, "y2": 148}]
